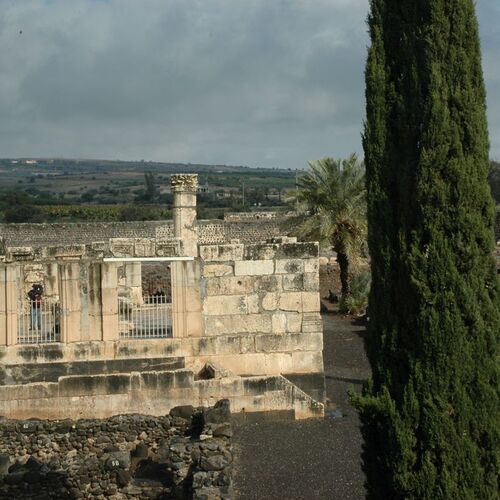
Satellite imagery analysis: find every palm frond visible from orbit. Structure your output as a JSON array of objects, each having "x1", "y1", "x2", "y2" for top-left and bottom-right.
[{"x1": 286, "y1": 154, "x2": 367, "y2": 257}]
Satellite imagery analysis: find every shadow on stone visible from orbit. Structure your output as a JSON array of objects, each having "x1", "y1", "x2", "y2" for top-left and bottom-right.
[{"x1": 132, "y1": 458, "x2": 173, "y2": 487}]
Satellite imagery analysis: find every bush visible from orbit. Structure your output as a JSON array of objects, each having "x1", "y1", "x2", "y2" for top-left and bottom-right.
[
  {"x1": 4, "y1": 204, "x2": 44, "y2": 223},
  {"x1": 339, "y1": 271, "x2": 370, "y2": 316}
]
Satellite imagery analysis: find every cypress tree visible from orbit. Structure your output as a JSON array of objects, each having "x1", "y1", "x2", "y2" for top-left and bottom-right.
[{"x1": 355, "y1": 0, "x2": 500, "y2": 498}]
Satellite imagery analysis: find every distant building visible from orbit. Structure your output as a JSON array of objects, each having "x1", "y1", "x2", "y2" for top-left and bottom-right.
[{"x1": 197, "y1": 182, "x2": 210, "y2": 194}]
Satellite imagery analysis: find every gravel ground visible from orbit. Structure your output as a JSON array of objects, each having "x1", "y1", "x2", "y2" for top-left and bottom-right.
[{"x1": 232, "y1": 312, "x2": 371, "y2": 500}]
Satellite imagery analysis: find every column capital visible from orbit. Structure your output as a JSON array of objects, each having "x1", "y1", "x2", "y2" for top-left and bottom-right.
[{"x1": 171, "y1": 174, "x2": 198, "y2": 193}]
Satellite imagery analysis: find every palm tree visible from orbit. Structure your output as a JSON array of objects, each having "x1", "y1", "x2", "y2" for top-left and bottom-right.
[{"x1": 287, "y1": 154, "x2": 366, "y2": 298}]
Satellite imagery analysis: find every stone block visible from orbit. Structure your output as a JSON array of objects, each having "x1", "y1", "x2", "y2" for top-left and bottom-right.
[
  {"x1": 213, "y1": 334, "x2": 256, "y2": 355},
  {"x1": 264, "y1": 353, "x2": 293, "y2": 374},
  {"x1": 156, "y1": 241, "x2": 179, "y2": 257},
  {"x1": 46, "y1": 245, "x2": 86, "y2": 259},
  {"x1": 255, "y1": 332, "x2": 323, "y2": 354},
  {"x1": 58, "y1": 374, "x2": 130, "y2": 397},
  {"x1": 244, "y1": 244, "x2": 279, "y2": 260},
  {"x1": 155, "y1": 371, "x2": 176, "y2": 390},
  {"x1": 91, "y1": 241, "x2": 106, "y2": 251},
  {"x1": 203, "y1": 264, "x2": 234, "y2": 277},
  {"x1": 245, "y1": 293, "x2": 259, "y2": 314},
  {"x1": 110, "y1": 239, "x2": 135, "y2": 257},
  {"x1": 302, "y1": 313, "x2": 323, "y2": 333},
  {"x1": 302, "y1": 272, "x2": 320, "y2": 292},
  {"x1": 199, "y1": 244, "x2": 244, "y2": 262},
  {"x1": 254, "y1": 334, "x2": 283, "y2": 353},
  {"x1": 234, "y1": 260, "x2": 274, "y2": 276},
  {"x1": 276, "y1": 242, "x2": 319, "y2": 259},
  {"x1": 184, "y1": 311, "x2": 204, "y2": 337},
  {"x1": 282, "y1": 274, "x2": 304, "y2": 291},
  {"x1": 134, "y1": 238, "x2": 155, "y2": 257},
  {"x1": 253, "y1": 274, "x2": 282, "y2": 292},
  {"x1": 302, "y1": 292, "x2": 320, "y2": 312},
  {"x1": 173, "y1": 369, "x2": 194, "y2": 388},
  {"x1": 279, "y1": 292, "x2": 302, "y2": 312},
  {"x1": 6, "y1": 247, "x2": 34, "y2": 261},
  {"x1": 204, "y1": 295, "x2": 248, "y2": 315},
  {"x1": 204, "y1": 314, "x2": 272, "y2": 335},
  {"x1": 262, "y1": 292, "x2": 278, "y2": 311},
  {"x1": 291, "y1": 350, "x2": 324, "y2": 373},
  {"x1": 205, "y1": 276, "x2": 254, "y2": 295},
  {"x1": 304, "y1": 258, "x2": 319, "y2": 273},
  {"x1": 271, "y1": 312, "x2": 302, "y2": 333},
  {"x1": 275, "y1": 259, "x2": 305, "y2": 274}
]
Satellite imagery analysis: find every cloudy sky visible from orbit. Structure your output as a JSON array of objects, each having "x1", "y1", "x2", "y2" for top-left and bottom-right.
[{"x1": 1, "y1": 0, "x2": 499, "y2": 168}]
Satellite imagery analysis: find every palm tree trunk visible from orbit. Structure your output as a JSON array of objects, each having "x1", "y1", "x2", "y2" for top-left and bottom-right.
[{"x1": 337, "y1": 251, "x2": 350, "y2": 298}]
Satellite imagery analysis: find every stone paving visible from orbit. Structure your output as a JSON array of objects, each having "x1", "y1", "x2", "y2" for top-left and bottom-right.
[{"x1": 232, "y1": 312, "x2": 371, "y2": 500}]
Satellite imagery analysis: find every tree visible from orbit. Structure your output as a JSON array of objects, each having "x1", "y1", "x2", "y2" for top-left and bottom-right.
[
  {"x1": 0, "y1": 191, "x2": 43, "y2": 223},
  {"x1": 353, "y1": 1, "x2": 500, "y2": 498},
  {"x1": 144, "y1": 172, "x2": 159, "y2": 202},
  {"x1": 287, "y1": 154, "x2": 366, "y2": 298},
  {"x1": 488, "y1": 160, "x2": 500, "y2": 203}
]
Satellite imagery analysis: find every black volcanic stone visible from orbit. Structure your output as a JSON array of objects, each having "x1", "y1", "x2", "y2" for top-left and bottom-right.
[
  {"x1": 0, "y1": 454, "x2": 9, "y2": 475},
  {"x1": 23, "y1": 470, "x2": 41, "y2": 484},
  {"x1": 115, "y1": 468, "x2": 131, "y2": 487},
  {"x1": 134, "y1": 443, "x2": 149, "y2": 459},
  {"x1": 203, "y1": 399, "x2": 231, "y2": 424},
  {"x1": 169, "y1": 405, "x2": 195, "y2": 420}
]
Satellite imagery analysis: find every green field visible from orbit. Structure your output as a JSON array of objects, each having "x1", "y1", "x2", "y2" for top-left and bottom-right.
[{"x1": 0, "y1": 158, "x2": 298, "y2": 222}]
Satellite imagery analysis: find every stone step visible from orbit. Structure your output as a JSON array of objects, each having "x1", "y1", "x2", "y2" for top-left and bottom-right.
[{"x1": 0, "y1": 356, "x2": 185, "y2": 386}]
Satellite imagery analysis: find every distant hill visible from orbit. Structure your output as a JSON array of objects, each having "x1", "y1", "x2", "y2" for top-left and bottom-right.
[{"x1": 0, "y1": 157, "x2": 295, "y2": 174}]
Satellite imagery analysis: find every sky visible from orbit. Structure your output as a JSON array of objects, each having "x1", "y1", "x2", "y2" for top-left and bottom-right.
[{"x1": 0, "y1": 0, "x2": 499, "y2": 169}]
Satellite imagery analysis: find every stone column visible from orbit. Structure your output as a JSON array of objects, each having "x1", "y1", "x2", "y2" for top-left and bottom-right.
[
  {"x1": 125, "y1": 262, "x2": 143, "y2": 305},
  {"x1": 170, "y1": 174, "x2": 203, "y2": 337},
  {"x1": 171, "y1": 260, "x2": 203, "y2": 337},
  {"x1": 101, "y1": 262, "x2": 119, "y2": 341},
  {"x1": 59, "y1": 262, "x2": 82, "y2": 343},
  {"x1": 86, "y1": 263, "x2": 103, "y2": 341},
  {"x1": 3, "y1": 265, "x2": 18, "y2": 346},
  {"x1": 0, "y1": 266, "x2": 7, "y2": 345},
  {"x1": 171, "y1": 174, "x2": 198, "y2": 257}
]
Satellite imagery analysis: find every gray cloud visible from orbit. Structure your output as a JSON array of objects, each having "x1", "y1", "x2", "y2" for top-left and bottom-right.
[{"x1": 0, "y1": 0, "x2": 498, "y2": 167}]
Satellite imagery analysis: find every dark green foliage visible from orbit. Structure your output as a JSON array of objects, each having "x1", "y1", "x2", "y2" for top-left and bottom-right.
[
  {"x1": 0, "y1": 191, "x2": 43, "y2": 223},
  {"x1": 488, "y1": 160, "x2": 500, "y2": 203},
  {"x1": 286, "y1": 155, "x2": 366, "y2": 298},
  {"x1": 140, "y1": 171, "x2": 159, "y2": 202},
  {"x1": 354, "y1": 0, "x2": 500, "y2": 498}
]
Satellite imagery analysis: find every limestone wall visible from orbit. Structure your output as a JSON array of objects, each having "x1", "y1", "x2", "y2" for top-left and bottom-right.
[
  {"x1": 0, "y1": 177, "x2": 324, "y2": 420},
  {"x1": 197, "y1": 238, "x2": 324, "y2": 401},
  {"x1": 0, "y1": 218, "x2": 285, "y2": 248}
]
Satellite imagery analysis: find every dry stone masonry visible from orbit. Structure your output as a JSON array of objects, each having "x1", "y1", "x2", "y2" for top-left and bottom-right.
[{"x1": 0, "y1": 399, "x2": 233, "y2": 499}]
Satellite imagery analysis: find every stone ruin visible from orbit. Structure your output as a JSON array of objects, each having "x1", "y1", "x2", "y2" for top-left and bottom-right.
[{"x1": 0, "y1": 174, "x2": 325, "y2": 421}]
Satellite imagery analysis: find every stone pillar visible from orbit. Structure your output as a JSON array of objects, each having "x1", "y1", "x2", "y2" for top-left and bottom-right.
[
  {"x1": 59, "y1": 262, "x2": 82, "y2": 343},
  {"x1": 171, "y1": 174, "x2": 198, "y2": 257},
  {"x1": 3, "y1": 265, "x2": 18, "y2": 346},
  {"x1": 170, "y1": 174, "x2": 203, "y2": 337},
  {"x1": 171, "y1": 261, "x2": 203, "y2": 338},
  {"x1": 44, "y1": 263, "x2": 59, "y2": 298},
  {"x1": 125, "y1": 262, "x2": 143, "y2": 305},
  {"x1": 87, "y1": 263, "x2": 103, "y2": 341},
  {"x1": 101, "y1": 262, "x2": 119, "y2": 341},
  {"x1": 0, "y1": 266, "x2": 7, "y2": 346}
]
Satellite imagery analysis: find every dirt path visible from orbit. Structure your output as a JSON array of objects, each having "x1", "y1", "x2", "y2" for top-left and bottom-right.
[{"x1": 232, "y1": 313, "x2": 371, "y2": 500}]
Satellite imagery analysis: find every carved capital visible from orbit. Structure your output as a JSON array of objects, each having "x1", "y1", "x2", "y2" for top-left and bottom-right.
[{"x1": 171, "y1": 174, "x2": 198, "y2": 192}]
